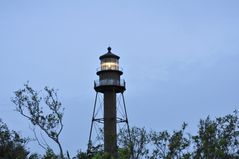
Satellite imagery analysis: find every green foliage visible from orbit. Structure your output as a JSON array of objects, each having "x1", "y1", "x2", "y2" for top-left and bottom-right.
[
  {"x1": 148, "y1": 123, "x2": 190, "y2": 159},
  {"x1": 43, "y1": 148, "x2": 58, "y2": 159},
  {"x1": 192, "y1": 111, "x2": 239, "y2": 159},
  {"x1": 0, "y1": 119, "x2": 29, "y2": 159},
  {"x1": 117, "y1": 112, "x2": 239, "y2": 159},
  {"x1": 167, "y1": 123, "x2": 191, "y2": 158},
  {"x1": 118, "y1": 147, "x2": 131, "y2": 159},
  {"x1": 29, "y1": 153, "x2": 42, "y2": 159},
  {"x1": 92, "y1": 152, "x2": 111, "y2": 159},
  {"x1": 75, "y1": 151, "x2": 116, "y2": 159},
  {"x1": 74, "y1": 151, "x2": 88, "y2": 159},
  {"x1": 118, "y1": 127, "x2": 149, "y2": 159},
  {"x1": 149, "y1": 130, "x2": 170, "y2": 158}
]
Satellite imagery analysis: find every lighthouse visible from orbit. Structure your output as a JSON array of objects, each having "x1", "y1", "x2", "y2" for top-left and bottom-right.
[{"x1": 88, "y1": 47, "x2": 131, "y2": 158}]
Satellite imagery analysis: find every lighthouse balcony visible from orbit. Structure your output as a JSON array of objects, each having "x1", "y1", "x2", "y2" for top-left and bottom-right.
[
  {"x1": 94, "y1": 79, "x2": 125, "y2": 87},
  {"x1": 94, "y1": 79, "x2": 126, "y2": 93},
  {"x1": 96, "y1": 66, "x2": 123, "y2": 72}
]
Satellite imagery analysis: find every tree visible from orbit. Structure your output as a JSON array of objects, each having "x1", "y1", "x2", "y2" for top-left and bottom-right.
[
  {"x1": 118, "y1": 127, "x2": 149, "y2": 159},
  {"x1": 192, "y1": 111, "x2": 239, "y2": 159},
  {"x1": 148, "y1": 130, "x2": 170, "y2": 159},
  {"x1": 166, "y1": 123, "x2": 191, "y2": 159},
  {"x1": 148, "y1": 123, "x2": 191, "y2": 159},
  {"x1": 12, "y1": 83, "x2": 65, "y2": 158},
  {"x1": 74, "y1": 150, "x2": 88, "y2": 159},
  {"x1": 9, "y1": 83, "x2": 239, "y2": 158},
  {"x1": 43, "y1": 148, "x2": 58, "y2": 159},
  {"x1": 0, "y1": 119, "x2": 29, "y2": 159}
]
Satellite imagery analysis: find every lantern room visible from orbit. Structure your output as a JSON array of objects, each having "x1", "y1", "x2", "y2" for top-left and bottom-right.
[
  {"x1": 98, "y1": 47, "x2": 121, "y2": 71},
  {"x1": 101, "y1": 58, "x2": 119, "y2": 71},
  {"x1": 95, "y1": 47, "x2": 125, "y2": 93}
]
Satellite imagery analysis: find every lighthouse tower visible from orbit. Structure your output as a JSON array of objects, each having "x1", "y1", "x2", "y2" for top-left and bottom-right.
[{"x1": 88, "y1": 47, "x2": 131, "y2": 158}]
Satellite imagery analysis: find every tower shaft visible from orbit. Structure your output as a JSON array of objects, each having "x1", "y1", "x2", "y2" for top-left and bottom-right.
[{"x1": 104, "y1": 91, "x2": 117, "y2": 157}]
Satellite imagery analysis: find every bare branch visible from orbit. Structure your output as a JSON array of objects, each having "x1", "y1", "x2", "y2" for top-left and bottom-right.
[
  {"x1": 31, "y1": 127, "x2": 47, "y2": 150},
  {"x1": 40, "y1": 131, "x2": 50, "y2": 149},
  {"x1": 12, "y1": 83, "x2": 65, "y2": 158}
]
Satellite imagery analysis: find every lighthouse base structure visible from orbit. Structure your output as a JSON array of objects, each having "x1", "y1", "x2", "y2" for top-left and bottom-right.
[{"x1": 88, "y1": 92, "x2": 131, "y2": 159}]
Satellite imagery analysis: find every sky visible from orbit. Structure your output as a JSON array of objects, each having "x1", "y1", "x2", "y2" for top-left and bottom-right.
[{"x1": 0, "y1": 0, "x2": 239, "y2": 156}]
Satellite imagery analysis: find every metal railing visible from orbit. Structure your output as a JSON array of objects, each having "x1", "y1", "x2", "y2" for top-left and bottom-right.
[
  {"x1": 96, "y1": 66, "x2": 123, "y2": 72},
  {"x1": 94, "y1": 79, "x2": 126, "y2": 87}
]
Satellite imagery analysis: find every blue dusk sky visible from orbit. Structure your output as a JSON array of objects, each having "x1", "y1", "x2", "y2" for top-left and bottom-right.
[{"x1": 0, "y1": 0, "x2": 239, "y2": 155}]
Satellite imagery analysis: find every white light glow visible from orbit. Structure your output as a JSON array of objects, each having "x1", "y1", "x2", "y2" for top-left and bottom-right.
[{"x1": 101, "y1": 62, "x2": 119, "y2": 70}]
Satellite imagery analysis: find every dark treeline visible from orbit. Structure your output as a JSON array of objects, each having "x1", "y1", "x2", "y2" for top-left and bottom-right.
[{"x1": 0, "y1": 84, "x2": 239, "y2": 159}]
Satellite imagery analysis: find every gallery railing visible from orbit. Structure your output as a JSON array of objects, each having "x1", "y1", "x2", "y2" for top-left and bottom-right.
[
  {"x1": 94, "y1": 79, "x2": 125, "y2": 87},
  {"x1": 96, "y1": 66, "x2": 123, "y2": 72}
]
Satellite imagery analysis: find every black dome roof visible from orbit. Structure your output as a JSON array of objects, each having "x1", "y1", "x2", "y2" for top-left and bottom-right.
[{"x1": 99, "y1": 47, "x2": 120, "y2": 60}]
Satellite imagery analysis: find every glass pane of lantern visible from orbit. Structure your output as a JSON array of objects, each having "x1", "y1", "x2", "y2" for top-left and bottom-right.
[{"x1": 101, "y1": 58, "x2": 119, "y2": 70}]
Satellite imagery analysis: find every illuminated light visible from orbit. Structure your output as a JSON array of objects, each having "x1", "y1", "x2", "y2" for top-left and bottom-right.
[
  {"x1": 101, "y1": 62, "x2": 119, "y2": 70},
  {"x1": 101, "y1": 62, "x2": 118, "y2": 66}
]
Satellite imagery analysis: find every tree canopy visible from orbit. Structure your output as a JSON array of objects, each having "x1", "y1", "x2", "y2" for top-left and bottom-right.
[
  {"x1": 0, "y1": 119, "x2": 29, "y2": 159},
  {"x1": 1, "y1": 84, "x2": 238, "y2": 158}
]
